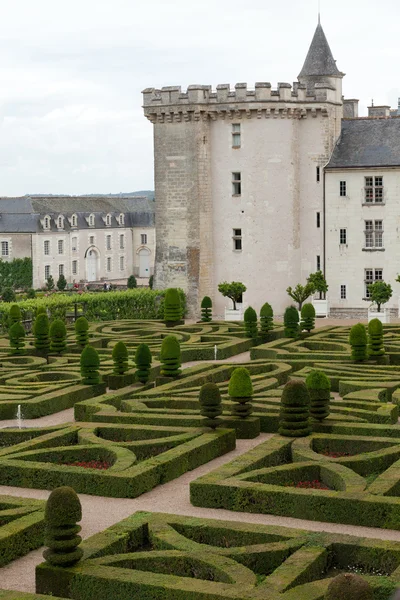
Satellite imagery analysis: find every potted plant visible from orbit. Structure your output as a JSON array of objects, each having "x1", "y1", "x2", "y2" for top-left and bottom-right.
[
  {"x1": 366, "y1": 281, "x2": 392, "y2": 323},
  {"x1": 307, "y1": 271, "x2": 329, "y2": 317},
  {"x1": 218, "y1": 281, "x2": 247, "y2": 321}
]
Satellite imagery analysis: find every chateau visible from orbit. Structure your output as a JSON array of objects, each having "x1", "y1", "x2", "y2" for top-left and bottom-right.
[{"x1": 143, "y1": 21, "x2": 400, "y2": 318}]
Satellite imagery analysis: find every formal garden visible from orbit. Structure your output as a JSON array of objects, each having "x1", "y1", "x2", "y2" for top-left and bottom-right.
[{"x1": 1, "y1": 287, "x2": 400, "y2": 599}]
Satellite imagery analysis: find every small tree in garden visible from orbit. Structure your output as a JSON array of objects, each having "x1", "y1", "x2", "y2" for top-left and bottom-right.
[
  {"x1": 127, "y1": 275, "x2": 137, "y2": 289},
  {"x1": 75, "y1": 316, "x2": 89, "y2": 347},
  {"x1": 164, "y1": 288, "x2": 182, "y2": 324},
  {"x1": 57, "y1": 274, "x2": 67, "y2": 291},
  {"x1": 300, "y1": 303, "x2": 316, "y2": 332},
  {"x1": 284, "y1": 306, "x2": 299, "y2": 338},
  {"x1": 43, "y1": 486, "x2": 83, "y2": 567},
  {"x1": 199, "y1": 382, "x2": 223, "y2": 429},
  {"x1": 286, "y1": 282, "x2": 315, "y2": 310},
  {"x1": 349, "y1": 323, "x2": 368, "y2": 362},
  {"x1": 228, "y1": 367, "x2": 253, "y2": 419},
  {"x1": 324, "y1": 573, "x2": 373, "y2": 600},
  {"x1": 80, "y1": 345, "x2": 101, "y2": 385},
  {"x1": 307, "y1": 271, "x2": 328, "y2": 299},
  {"x1": 9, "y1": 304, "x2": 22, "y2": 326},
  {"x1": 367, "y1": 281, "x2": 392, "y2": 312},
  {"x1": 244, "y1": 306, "x2": 258, "y2": 338},
  {"x1": 279, "y1": 380, "x2": 311, "y2": 437},
  {"x1": 306, "y1": 370, "x2": 331, "y2": 421},
  {"x1": 260, "y1": 302, "x2": 274, "y2": 338},
  {"x1": 2, "y1": 287, "x2": 16, "y2": 302},
  {"x1": 9, "y1": 322, "x2": 26, "y2": 355},
  {"x1": 200, "y1": 296, "x2": 212, "y2": 322},
  {"x1": 135, "y1": 343, "x2": 152, "y2": 383},
  {"x1": 160, "y1": 335, "x2": 181, "y2": 377},
  {"x1": 112, "y1": 341, "x2": 129, "y2": 375},
  {"x1": 46, "y1": 275, "x2": 55, "y2": 291},
  {"x1": 218, "y1": 281, "x2": 247, "y2": 310},
  {"x1": 149, "y1": 275, "x2": 154, "y2": 289},
  {"x1": 368, "y1": 318, "x2": 385, "y2": 357},
  {"x1": 50, "y1": 319, "x2": 67, "y2": 354},
  {"x1": 34, "y1": 313, "x2": 50, "y2": 353}
]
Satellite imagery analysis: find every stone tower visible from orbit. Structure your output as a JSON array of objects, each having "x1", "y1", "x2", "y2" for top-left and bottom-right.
[{"x1": 143, "y1": 22, "x2": 344, "y2": 317}]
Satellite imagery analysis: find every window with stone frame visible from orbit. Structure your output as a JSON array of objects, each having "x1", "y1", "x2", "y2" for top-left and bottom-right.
[
  {"x1": 58, "y1": 240, "x2": 64, "y2": 255},
  {"x1": 106, "y1": 257, "x2": 111, "y2": 271},
  {"x1": 365, "y1": 268, "x2": 383, "y2": 298},
  {"x1": 232, "y1": 172, "x2": 241, "y2": 196},
  {"x1": 316, "y1": 212, "x2": 321, "y2": 228},
  {"x1": 89, "y1": 235, "x2": 95, "y2": 245},
  {"x1": 106, "y1": 235, "x2": 112, "y2": 250},
  {"x1": 72, "y1": 237, "x2": 77, "y2": 252},
  {"x1": 316, "y1": 255, "x2": 321, "y2": 271},
  {"x1": 340, "y1": 284, "x2": 347, "y2": 299},
  {"x1": 119, "y1": 255, "x2": 125, "y2": 271},
  {"x1": 365, "y1": 176, "x2": 383, "y2": 203},
  {"x1": 1, "y1": 241, "x2": 9, "y2": 256},
  {"x1": 57, "y1": 215, "x2": 64, "y2": 229},
  {"x1": 141, "y1": 234, "x2": 147, "y2": 245},
  {"x1": 59, "y1": 264, "x2": 64, "y2": 276},
  {"x1": 339, "y1": 228, "x2": 347, "y2": 244},
  {"x1": 120, "y1": 234, "x2": 125, "y2": 249},
  {"x1": 71, "y1": 214, "x2": 78, "y2": 227},
  {"x1": 340, "y1": 181, "x2": 347, "y2": 196},
  {"x1": 232, "y1": 124, "x2": 241, "y2": 148},
  {"x1": 44, "y1": 265, "x2": 51, "y2": 279},
  {"x1": 364, "y1": 220, "x2": 383, "y2": 248},
  {"x1": 232, "y1": 228, "x2": 242, "y2": 251},
  {"x1": 44, "y1": 240, "x2": 50, "y2": 255},
  {"x1": 72, "y1": 260, "x2": 78, "y2": 275}
]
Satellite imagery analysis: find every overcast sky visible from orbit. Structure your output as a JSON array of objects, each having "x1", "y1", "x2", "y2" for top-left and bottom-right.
[{"x1": 0, "y1": 0, "x2": 398, "y2": 196}]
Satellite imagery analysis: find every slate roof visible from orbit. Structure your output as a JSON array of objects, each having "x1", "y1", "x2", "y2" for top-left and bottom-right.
[
  {"x1": 326, "y1": 118, "x2": 400, "y2": 169},
  {"x1": 299, "y1": 23, "x2": 342, "y2": 78}
]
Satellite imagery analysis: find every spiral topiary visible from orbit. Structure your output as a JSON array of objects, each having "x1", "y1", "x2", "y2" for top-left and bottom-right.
[
  {"x1": 8, "y1": 304, "x2": 22, "y2": 326},
  {"x1": 228, "y1": 367, "x2": 253, "y2": 419},
  {"x1": 279, "y1": 380, "x2": 311, "y2": 437},
  {"x1": 306, "y1": 369, "x2": 331, "y2": 421},
  {"x1": 244, "y1": 306, "x2": 258, "y2": 338},
  {"x1": 200, "y1": 296, "x2": 212, "y2": 322},
  {"x1": 9, "y1": 322, "x2": 26, "y2": 355},
  {"x1": 50, "y1": 319, "x2": 67, "y2": 354},
  {"x1": 80, "y1": 345, "x2": 100, "y2": 385},
  {"x1": 43, "y1": 486, "x2": 83, "y2": 567},
  {"x1": 324, "y1": 573, "x2": 373, "y2": 600},
  {"x1": 75, "y1": 316, "x2": 89, "y2": 347},
  {"x1": 164, "y1": 288, "x2": 182, "y2": 324},
  {"x1": 349, "y1": 323, "x2": 368, "y2": 362},
  {"x1": 199, "y1": 382, "x2": 222, "y2": 429},
  {"x1": 135, "y1": 343, "x2": 152, "y2": 383},
  {"x1": 368, "y1": 318, "x2": 384, "y2": 357},
  {"x1": 112, "y1": 341, "x2": 129, "y2": 375},
  {"x1": 284, "y1": 306, "x2": 299, "y2": 338},
  {"x1": 300, "y1": 302, "x2": 316, "y2": 332},
  {"x1": 33, "y1": 313, "x2": 50, "y2": 353},
  {"x1": 160, "y1": 335, "x2": 181, "y2": 377},
  {"x1": 260, "y1": 302, "x2": 274, "y2": 338}
]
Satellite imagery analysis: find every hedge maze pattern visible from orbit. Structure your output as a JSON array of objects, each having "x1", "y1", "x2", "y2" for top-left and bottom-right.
[{"x1": 0, "y1": 495, "x2": 45, "y2": 566}]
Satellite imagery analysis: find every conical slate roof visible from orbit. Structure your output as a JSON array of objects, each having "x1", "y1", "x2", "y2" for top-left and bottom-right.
[{"x1": 299, "y1": 23, "x2": 341, "y2": 78}]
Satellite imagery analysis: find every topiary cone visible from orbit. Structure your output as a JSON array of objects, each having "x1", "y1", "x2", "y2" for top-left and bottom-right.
[
  {"x1": 349, "y1": 323, "x2": 368, "y2": 362},
  {"x1": 160, "y1": 335, "x2": 181, "y2": 377},
  {"x1": 80, "y1": 345, "x2": 100, "y2": 385},
  {"x1": 244, "y1": 306, "x2": 258, "y2": 338},
  {"x1": 300, "y1": 303, "x2": 316, "y2": 332},
  {"x1": 75, "y1": 316, "x2": 89, "y2": 347},
  {"x1": 43, "y1": 486, "x2": 83, "y2": 567},
  {"x1": 368, "y1": 318, "x2": 385, "y2": 357},
  {"x1": 279, "y1": 380, "x2": 311, "y2": 437},
  {"x1": 33, "y1": 313, "x2": 50, "y2": 353},
  {"x1": 260, "y1": 302, "x2": 274, "y2": 337},
  {"x1": 164, "y1": 288, "x2": 182, "y2": 325},
  {"x1": 199, "y1": 382, "x2": 222, "y2": 429},
  {"x1": 9, "y1": 322, "x2": 26, "y2": 355},
  {"x1": 112, "y1": 341, "x2": 129, "y2": 375},
  {"x1": 284, "y1": 306, "x2": 299, "y2": 338},
  {"x1": 306, "y1": 369, "x2": 331, "y2": 421},
  {"x1": 135, "y1": 343, "x2": 152, "y2": 383},
  {"x1": 325, "y1": 573, "x2": 373, "y2": 600},
  {"x1": 50, "y1": 318, "x2": 67, "y2": 354},
  {"x1": 200, "y1": 296, "x2": 212, "y2": 322},
  {"x1": 228, "y1": 367, "x2": 253, "y2": 419}
]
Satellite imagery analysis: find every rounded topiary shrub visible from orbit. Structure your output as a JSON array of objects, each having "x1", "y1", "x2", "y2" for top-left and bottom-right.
[
  {"x1": 9, "y1": 304, "x2": 22, "y2": 326},
  {"x1": 9, "y1": 322, "x2": 26, "y2": 355},
  {"x1": 135, "y1": 343, "x2": 152, "y2": 384},
  {"x1": 284, "y1": 306, "x2": 299, "y2": 338},
  {"x1": 349, "y1": 323, "x2": 368, "y2": 362},
  {"x1": 306, "y1": 369, "x2": 330, "y2": 421},
  {"x1": 160, "y1": 335, "x2": 181, "y2": 377},
  {"x1": 80, "y1": 345, "x2": 101, "y2": 385},
  {"x1": 200, "y1": 296, "x2": 212, "y2": 322},
  {"x1": 33, "y1": 313, "x2": 50, "y2": 353},
  {"x1": 43, "y1": 486, "x2": 83, "y2": 567},
  {"x1": 260, "y1": 302, "x2": 274, "y2": 338},
  {"x1": 50, "y1": 319, "x2": 67, "y2": 354},
  {"x1": 228, "y1": 367, "x2": 253, "y2": 419},
  {"x1": 127, "y1": 275, "x2": 137, "y2": 289},
  {"x1": 244, "y1": 306, "x2": 258, "y2": 338},
  {"x1": 164, "y1": 288, "x2": 182, "y2": 324},
  {"x1": 368, "y1": 318, "x2": 384, "y2": 357},
  {"x1": 325, "y1": 573, "x2": 373, "y2": 600},
  {"x1": 75, "y1": 316, "x2": 89, "y2": 347},
  {"x1": 112, "y1": 341, "x2": 129, "y2": 375},
  {"x1": 279, "y1": 380, "x2": 311, "y2": 437},
  {"x1": 199, "y1": 382, "x2": 222, "y2": 429},
  {"x1": 300, "y1": 303, "x2": 316, "y2": 332}
]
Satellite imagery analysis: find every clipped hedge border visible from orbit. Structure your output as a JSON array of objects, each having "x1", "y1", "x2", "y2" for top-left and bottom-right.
[{"x1": 0, "y1": 495, "x2": 45, "y2": 567}]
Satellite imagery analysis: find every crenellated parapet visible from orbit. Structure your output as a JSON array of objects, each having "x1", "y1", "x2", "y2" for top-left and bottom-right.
[{"x1": 143, "y1": 81, "x2": 339, "y2": 123}]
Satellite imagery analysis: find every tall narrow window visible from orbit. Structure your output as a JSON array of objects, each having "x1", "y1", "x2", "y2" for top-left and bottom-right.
[
  {"x1": 72, "y1": 237, "x2": 77, "y2": 252},
  {"x1": 118, "y1": 213, "x2": 125, "y2": 226},
  {"x1": 44, "y1": 216, "x2": 51, "y2": 229},
  {"x1": 316, "y1": 255, "x2": 321, "y2": 271},
  {"x1": 232, "y1": 124, "x2": 241, "y2": 148},
  {"x1": 340, "y1": 285, "x2": 347, "y2": 299},
  {"x1": 105, "y1": 214, "x2": 112, "y2": 226},
  {"x1": 119, "y1": 255, "x2": 125, "y2": 271},
  {"x1": 72, "y1": 260, "x2": 77, "y2": 275},
  {"x1": 141, "y1": 234, "x2": 147, "y2": 245},
  {"x1": 316, "y1": 212, "x2": 321, "y2": 228},
  {"x1": 44, "y1": 265, "x2": 50, "y2": 279},
  {"x1": 1, "y1": 241, "x2": 9, "y2": 256},
  {"x1": 88, "y1": 214, "x2": 95, "y2": 227},
  {"x1": 58, "y1": 240, "x2": 64, "y2": 255},
  {"x1": 44, "y1": 240, "x2": 50, "y2": 255},
  {"x1": 233, "y1": 228, "x2": 242, "y2": 251},
  {"x1": 340, "y1": 228, "x2": 347, "y2": 244},
  {"x1": 316, "y1": 166, "x2": 320, "y2": 182},
  {"x1": 106, "y1": 235, "x2": 112, "y2": 250},
  {"x1": 89, "y1": 236, "x2": 94, "y2": 245},
  {"x1": 340, "y1": 181, "x2": 347, "y2": 196},
  {"x1": 106, "y1": 257, "x2": 111, "y2": 271},
  {"x1": 232, "y1": 172, "x2": 241, "y2": 195},
  {"x1": 57, "y1": 215, "x2": 64, "y2": 229},
  {"x1": 59, "y1": 264, "x2": 64, "y2": 276},
  {"x1": 71, "y1": 214, "x2": 78, "y2": 227},
  {"x1": 120, "y1": 234, "x2": 125, "y2": 249}
]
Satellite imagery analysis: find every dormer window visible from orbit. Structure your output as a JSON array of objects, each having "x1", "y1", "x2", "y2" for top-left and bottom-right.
[
  {"x1": 118, "y1": 213, "x2": 125, "y2": 226},
  {"x1": 71, "y1": 214, "x2": 78, "y2": 227},
  {"x1": 43, "y1": 215, "x2": 51, "y2": 230},
  {"x1": 88, "y1": 214, "x2": 95, "y2": 227},
  {"x1": 105, "y1": 213, "x2": 112, "y2": 226},
  {"x1": 57, "y1": 215, "x2": 64, "y2": 230}
]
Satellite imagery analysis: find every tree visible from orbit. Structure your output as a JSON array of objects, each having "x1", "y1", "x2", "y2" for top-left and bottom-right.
[
  {"x1": 50, "y1": 319, "x2": 67, "y2": 354},
  {"x1": 112, "y1": 341, "x2": 129, "y2": 375},
  {"x1": 199, "y1": 382, "x2": 223, "y2": 429},
  {"x1": 200, "y1": 296, "x2": 212, "y2": 322},
  {"x1": 307, "y1": 271, "x2": 328, "y2": 299},
  {"x1": 160, "y1": 335, "x2": 181, "y2": 377},
  {"x1": 2, "y1": 287, "x2": 16, "y2": 302},
  {"x1": 127, "y1": 275, "x2": 137, "y2": 289},
  {"x1": 244, "y1": 306, "x2": 258, "y2": 338},
  {"x1": 33, "y1": 313, "x2": 50, "y2": 354},
  {"x1": 43, "y1": 486, "x2": 83, "y2": 567},
  {"x1": 228, "y1": 367, "x2": 253, "y2": 419},
  {"x1": 135, "y1": 343, "x2": 152, "y2": 384},
  {"x1": 9, "y1": 322, "x2": 26, "y2": 355},
  {"x1": 367, "y1": 281, "x2": 392, "y2": 312},
  {"x1": 57, "y1": 274, "x2": 67, "y2": 291},
  {"x1": 80, "y1": 345, "x2": 101, "y2": 384},
  {"x1": 164, "y1": 288, "x2": 182, "y2": 324},
  {"x1": 149, "y1": 275, "x2": 154, "y2": 289},
  {"x1": 260, "y1": 302, "x2": 274, "y2": 338},
  {"x1": 300, "y1": 303, "x2": 316, "y2": 332},
  {"x1": 306, "y1": 370, "x2": 331, "y2": 421},
  {"x1": 9, "y1": 304, "x2": 22, "y2": 326},
  {"x1": 75, "y1": 316, "x2": 89, "y2": 347},
  {"x1": 279, "y1": 380, "x2": 311, "y2": 437},
  {"x1": 286, "y1": 283, "x2": 315, "y2": 310},
  {"x1": 284, "y1": 306, "x2": 299, "y2": 338},
  {"x1": 218, "y1": 281, "x2": 247, "y2": 310},
  {"x1": 349, "y1": 323, "x2": 368, "y2": 362},
  {"x1": 325, "y1": 573, "x2": 373, "y2": 600},
  {"x1": 46, "y1": 275, "x2": 55, "y2": 291},
  {"x1": 368, "y1": 318, "x2": 385, "y2": 357}
]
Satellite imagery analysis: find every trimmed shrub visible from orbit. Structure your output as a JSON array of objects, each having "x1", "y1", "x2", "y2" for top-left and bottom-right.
[
  {"x1": 9, "y1": 304, "x2": 22, "y2": 326},
  {"x1": 9, "y1": 322, "x2": 26, "y2": 355},
  {"x1": 50, "y1": 319, "x2": 67, "y2": 354},
  {"x1": 199, "y1": 382, "x2": 222, "y2": 429},
  {"x1": 149, "y1": 274, "x2": 154, "y2": 289},
  {"x1": 260, "y1": 302, "x2": 274, "y2": 337},
  {"x1": 135, "y1": 343, "x2": 152, "y2": 384},
  {"x1": 244, "y1": 306, "x2": 258, "y2": 338},
  {"x1": 305, "y1": 369, "x2": 330, "y2": 421},
  {"x1": 80, "y1": 345, "x2": 100, "y2": 385},
  {"x1": 26, "y1": 288, "x2": 36, "y2": 299},
  {"x1": 34, "y1": 313, "x2": 50, "y2": 353},
  {"x1": 2, "y1": 287, "x2": 16, "y2": 302},
  {"x1": 300, "y1": 302, "x2": 316, "y2": 332},
  {"x1": 325, "y1": 573, "x2": 373, "y2": 600},
  {"x1": 284, "y1": 306, "x2": 299, "y2": 338},
  {"x1": 164, "y1": 288, "x2": 182, "y2": 324},
  {"x1": 46, "y1": 275, "x2": 55, "y2": 291},
  {"x1": 228, "y1": 367, "x2": 253, "y2": 419},
  {"x1": 200, "y1": 296, "x2": 212, "y2": 322},
  {"x1": 368, "y1": 318, "x2": 384, "y2": 357},
  {"x1": 75, "y1": 316, "x2": 89, "y2": 347},
  {"x1": 43, "y1": 486, "x2": 83, "y2": 567},
  {"x1": 57, "y1": 274, "x2": 67, "y2": 291},
  {"x1": 127, "y1": 275, "x2": 137, "y2": 289},
  {"x1": 160, "y1": 335, "x2": 181, "y2": 377},
  {"x1": 279, "y1": 380, "x2": 311, "y2": 437},
  {"x1": 349, "y1": 323, "x2": 368, "y2": 362},
  {"x1": 112, "y1": 341, "x2": 129, "y2": 375}
]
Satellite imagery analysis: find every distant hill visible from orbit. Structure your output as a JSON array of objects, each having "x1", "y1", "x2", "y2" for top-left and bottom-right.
[{"x1": 26, "y1": 190, "x2": 155, "y2": 201}]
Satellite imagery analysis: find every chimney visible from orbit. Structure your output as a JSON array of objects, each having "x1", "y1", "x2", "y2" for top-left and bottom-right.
[{"x1": 368, "y1": 105, "x2": 391, "y2": 118}]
